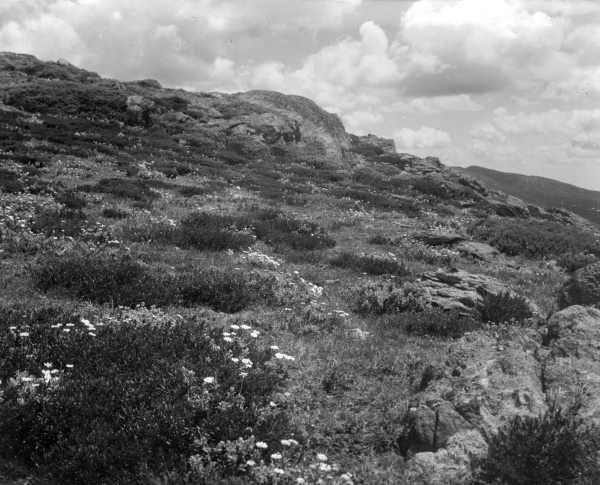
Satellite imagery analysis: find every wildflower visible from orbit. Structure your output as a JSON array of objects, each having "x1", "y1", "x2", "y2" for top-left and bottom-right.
[
  {"x1": 281, "y1": 439, "x2": 299, "y2": 446},
  {"x1": 246, "y1": 459, "x2": 256, "y2": 467},
  {"x1": 63, "y1": 329, "x2": 71, "y2": 333},
  {"x1": 9, "y1": 326, "x2": 16, "y2": 331},
  {"x1": 271, "y1": 453, "x2": 282, "y2": 460},
  {"x1": 222, "y1": 331, "x2": 231, "y2": 337},
  {"x1": 241, "y1": 358, "x2": 253, "y2": 368},
  {"x1": 269, "y1": 401, "x2": 277, "y2": 407},
  {"x1": 203, "y1": 376, "x2": 215, "y2": 384},
  {"x1": 43, "y1": 362, "x2": 53, "y2": 368},
  {"x1": 80, "y1": 318, "x2": 91, "y2": 326},
  {"x1": 231, "y1": 357, "x2": 239, "y2": 363},
  {"x1": 240, "y1": 372, "x2": 248, "y2": 378},
  {"x1": 296, "y1": 478, "x2": 306, "y2": 484},
  {"x1": 19, "y1": 332, "x2": 30, "y2": 337},
  {"x1": 66, "y1": 364, "x2": 74, "y2": 369},
  {"x1": 319, "y1": 463, "x2": 332, "y2": 472},
  {"x1": 255, "y1": 441, "x2": 268, "y2": 449},
  {"x1": 284, "y1": 392, "x2": 291, "y2": 397},
  {"x1": 66, "y1": 323, "x2": 75, "y2": 327},
  {"x1": 240, "y1": 324, "x2": 251, "y2": 330},
  {"x1": 88, "y1": 332, "x2": 97, "y2": 337},
  {"x1": 223, "y1": 336, "x2": 233, "y2": 343},
  {"x1": 250, "y1": 330, "x2": 260, "y2": 338},
  {"x1": 316, "y1": 453, "x2": 328, "y2": 462},
  {"x1": 270, "y1": 345, "x2": 280, "y2": 350},
  {"x1": 273, "y1": 468, "x2": 285, "y2": 474},
  {"x1": 230, "y1": 324, "x2": 240, "y2": 330}
]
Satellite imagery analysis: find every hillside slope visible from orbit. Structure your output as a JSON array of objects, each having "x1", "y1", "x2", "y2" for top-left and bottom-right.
[
  {"x1": 457, "y1": 165, "x2": 600, "y2": 225},
  {"x1": 1, "y1": 53, "x2": 600, "y2": 485}
]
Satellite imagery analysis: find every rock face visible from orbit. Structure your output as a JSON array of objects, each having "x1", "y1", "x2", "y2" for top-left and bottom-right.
[
  {"x1": 558, "y1": 262, "x2": 600, "y2": 308},
  {"x1": 403, "y1": 328, "x2": 546, "y2": 483},
  {"x1": 415, "y1": 268, "x2": 536, "y2": 315},
  {"x1": 455, "y1": 241, "x2": 500, "y2": 262},
  {"x1": 544, "y1": 305, "x2": 600, "y2": 423},
  {"x1": 404, "y1": 430, "x2": 488, "y2": 485}
]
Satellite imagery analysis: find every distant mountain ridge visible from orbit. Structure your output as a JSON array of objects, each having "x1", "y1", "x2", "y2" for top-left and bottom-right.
[{"x1": 456, "y1": 165, "x2": 600, "y2": 226}]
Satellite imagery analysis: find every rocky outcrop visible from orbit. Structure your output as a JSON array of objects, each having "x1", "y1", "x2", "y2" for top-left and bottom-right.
[
  {"x1": 558, "y1": 262, "x2": 600, "y2": 308},
  {"x1": 404, "y1": 430, "x2": 488, "y2": 485},
  {"x1": 403, "y1": 328, "x2": 546, "y2": 483},
  {"x1": 415, "y1": 268, "x2": 536, "y2": 315},
  {"x1": 415, "y1": 232, "x2": 466, "y2": 246},
  {"x1": 455, "y1": 241, "x2": 500, "y2": 262},
  {"x1": 544, "y1": 305, "x2": 600, "y2": 423}
]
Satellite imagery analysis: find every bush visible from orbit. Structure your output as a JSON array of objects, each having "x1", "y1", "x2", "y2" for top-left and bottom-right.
[
  {"x1": 475, "y1": 401, "x2": 600, "y2": 485},
  {"x1": 354, "y1": 282, "x2": 425, "y2": 315},
  {"x1": 31, "y1": 250, "x2": 274, "y2": 312},
  {"x1": 0, "y1": 169, "x2": 24, "y2": 193},
  {"x1": 55, "y1": 190, "x2": 87, "y2": 209},
  {"x1": 404, "y1": 309, "x2": 482, "y2": 338},
  {"x1": 242, "y1": 209, "x2": 336, "y2": 251},
  {"x1": 469, "y1": 217, "x2": 600, "y2": 260},
  {"x1": 557, "y1": 252, "x2": 599, "y2": 273},
  {"x1": 176, "y1": 213, "x2": 255, "y2": 251},
  {"x1": 0, "y1": 311, "x2": 290, "y2": 484},
  {"x1": 102, "y1": 207, "x2": 128, "y2": 219},
  {"x1": 480, "y1": 292, "x2": 533, "y2": 324},
  {"x1": 329, "y1": 252, "x2": 409, "y2": 276},
  {"x1": 30, "y1": 207, "x2": 87, "y2": 237},
  {"x1": 79, "y1": 178, "x2": 160, "y2": 207}
]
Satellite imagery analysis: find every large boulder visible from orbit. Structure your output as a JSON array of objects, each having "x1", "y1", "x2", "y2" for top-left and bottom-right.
[
  {"x1": 415, "y1": 268, "x2": 537, "y2": 315},
  {"x1": 558, "y1": 261, "x2": 600, "y2": 308},
  {"x1": 403, "y1": 430, "x2": 488, "y2": 485},
  {"x1": 544, "y1": 305, "x2": 600, "y2": 423}
]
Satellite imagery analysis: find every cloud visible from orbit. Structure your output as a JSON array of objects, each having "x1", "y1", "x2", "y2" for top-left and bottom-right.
[
  {"x1": 384, "y1": 94, "x2": 483, "y2": 114},
  {"x1": 394, "y1": 126, "x2": 452, "y2": 149},
  {"x1": 469, "y1": 122, "x2": 507, "y2": 142},
  {"x1": 396, "y1": 0, "x2": 566, "y2": 96}
]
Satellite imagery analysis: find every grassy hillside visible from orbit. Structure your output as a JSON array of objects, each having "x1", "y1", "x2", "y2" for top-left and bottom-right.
[
  {"x1": 1, "y1": 53, "x2": 600, "y2": 484},
  {"x1": 458, "y1": 165, "x2": 600, "y2": 226}
]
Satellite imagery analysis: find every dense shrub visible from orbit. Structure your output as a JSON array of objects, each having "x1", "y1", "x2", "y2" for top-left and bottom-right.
[
  {"x1": 558, "y1": 261, "x2": 600, "y2": 309},
  {"x1": 79, "y1": 178, "x2": 160, "y2": 207},
  {"x1": 30, "y1": 207, "x2": 87, "y2": 237},
  {"x1": 557, "y1": 252, "x2": 599, "y2": 272},
  {"x1": 368, "y1": 234, "x2": 394, "y2": 245},
  {"x1": 176, "y1": 213, "x2": 255, "y2": 251},
  {"x1": 0, "y1": 312, "x2": 290, "y2": 484},
  {"x1": 469, "y1": 217, "x2": 600, "y2": 260},
  {"x1": 480, "y1": 292, "x2": 533, "y2": 324},
  {"x1": 31, "y1": 250, "x2": 274, "y2": 312},
  {"x1": 102, "y1": 207, "x2": 129, "y2": 219},
  {"x1": 404, "y1": 309, "x2": 482, "y2": 338},
  {"x1": 242, "y1": 209, "x2": 336, "y2": 251},
  {"x1": 475, "y1": 401, "x2": 600, "y2": 485},
  {"x1": 354, "y1": 282, "x2": 425, "y2": 315},
  {"x1": 55, "y1": 190, "x2": 87, "y2": 209},
  {"x1": 0, "y1": 169, "x2": 24, "y2": 193},
  {"x1": 329, "y1": 252, "x2": 409, "y2": 276}
]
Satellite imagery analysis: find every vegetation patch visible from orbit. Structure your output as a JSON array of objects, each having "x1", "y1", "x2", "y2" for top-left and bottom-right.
[
  {"x1": 469, "y1": 217, "x2": 600, "y2": 260},
  {"x1": 0, "y1": 311, "x2": 290, "y2": 484},
  {"x1": 404, "y1": 309, "x2": 482, "y2": 338},
  {"x1": 475, "y1": 401, "x2": 600, "y2": 485},
  {"x1": 78, "y1": 178, "x2": 161, "y2": 207},
  {"x1": 480, "y1": 292, "x2": 533, "y2": 324},
  {"x1": 31, "y1": 250, "x2": 274, "y2": 312},
  {"x1": 329, "y1": 252, "x2": 409, "y2": 276}
]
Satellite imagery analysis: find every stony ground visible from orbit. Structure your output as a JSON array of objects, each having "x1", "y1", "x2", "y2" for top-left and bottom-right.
[{"x1": 1, "y1": 53, "x2": 600, "y2": 484}]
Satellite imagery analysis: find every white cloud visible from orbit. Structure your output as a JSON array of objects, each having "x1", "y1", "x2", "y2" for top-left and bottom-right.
[
  {"x1": 470, "y1": 122, "x2": 507, "y2": 142},
  {"x1": 385, "y1": 94, "x2": 482, "y2": 114},
  {"x1": 394, "y1": 126, "x2": 452, "y2": 149}
]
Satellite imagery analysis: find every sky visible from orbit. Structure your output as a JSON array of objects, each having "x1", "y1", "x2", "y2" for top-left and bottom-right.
[{"x1": 1, "y1": 0, "x2": 600, "y2": 190}]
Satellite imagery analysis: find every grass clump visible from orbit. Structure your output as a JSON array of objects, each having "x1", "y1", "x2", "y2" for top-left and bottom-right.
[
  {"x1": 475, "y1": 401, "x2": 600, "y2": 485},
  {"x1": 0, "y1": 311, "x2": 290, "y2": 484},
  {"x1": 177, "y1": 212, "x2": 255, "y2": 251},
  {"x1": 469, "y1": 217, "x2": 600, "y2": 260},
  {"x1": 30, "y1": 207, "x2": 87, "y2": 237},
  {"x1": 329, "y1": 252, "x2": 409, "y2": 276},
  {"x1": 79, "y1": 177, "x2": 160, "y2": 207},
  {"x1": 480, "y1": 292, "x2": 533, "y2": 324},
  {"x1": 31, "y1": 250, "x2": 274, "y2": 312},
  {"x1": 404, "y1": 309, "x2": 482, "y2": 338},
  {"x1": 102, "y1": 207, "x2": 129, "y2": 219}
]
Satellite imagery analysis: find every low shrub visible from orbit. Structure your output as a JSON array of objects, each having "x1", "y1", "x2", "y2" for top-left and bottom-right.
[
  {"x1": 31, "y1": 250, "x2": 274, "y2": 312},
  {"x1": 176, "y1": 212, "x2": 255, "y2": 251},
  {"x1": 0, "y1": 311, "x2": 290, "y2": 484},
  {"x1": 368, "y1": 234, "x2": 394, "y2": 246},
  {"x1": 469, "y1": 217, "x2": 600, "y2": 260},
  {"x1": 102, "y1": 207, "x2": 128, "y2": 219},
  {"x1": 475, "y1": 401, "x2": 600, "y2": 485},
  {"x1": 329, "y1": 252, "x2": 409, "y2": 276},
  {"x1": 0, "y1": 169, "x2": 24, "y2": 193},
  {"x1": 480, "y1": 292, "x2": 533, "y2": 324},
  {"x1": 404, "y1": 309, "x2": 482, "y2": 338},
  {"x1": 332, "y1": 187, "x2": 421, "y2": 215},
  {"x1": 557, "y1": 252, "x2": 599, "y2": 273},
  {"x1": 243, "y1": 209, "x2": 336, "y2": 251},
  {"x1": 30, "y1": 207, "x2": 87, "y2": 237},
  {"x1": 55, "y1": 190, "x2": 87, "y2": 209},
  {"x1": 79, "y1": 177, "x2": 160, "y2": 207},
  {"x1": 354, "y1": 282, "x2": 426, "y2": 315}
]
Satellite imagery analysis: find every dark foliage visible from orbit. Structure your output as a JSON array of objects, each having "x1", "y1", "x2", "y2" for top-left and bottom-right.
[
  {"x1": 329, "y1": 252, "x2": 409, "y2": 276},
  {"x1": 0, "y1": 169, "x2": 24, "y2": 193},
  {"x1": 475, "y1": 401, "x2": 600, "y2": 485},
  {"x1": 469, "y1": 217, "x2": 600, "y2": 259},
  {"x1": 480, "y1": 292, "x2": 533, "y2": 324},
  {"x1": 102, "y1": 207, "x2": 129, "y2": 219},
  {"x1": 31, "y1": 250, "x2": 274, "y2": 312},
  {"x1": 55, "y1": 190, "x2": 87, "y2": 209},
  {"x1": 0, "y1": 315, "x2": 289, "y2": 484},
  {"x1": 78, "y1": 178, "x2": 160, "y2": 208},
  {"x1": 557, "y1": 252, "x2": 599, "y2": 273},
  {"x1": 30, "y1": 207, "x2": 88, "y2": 237},
  {"x1": 404, "y1": 309, "x2": 482, "y2": 338},
  {"x1": 176, "y1": 213, "x2": 255, "y2": 251},
  {"x1": 332, "y1": 187, "x2": 421, "y2": 216}
]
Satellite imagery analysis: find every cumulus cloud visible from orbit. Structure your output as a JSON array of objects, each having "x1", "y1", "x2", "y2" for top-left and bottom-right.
[{"x1": 394, "y1": 126, "x2": 452, "y2": 149}]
